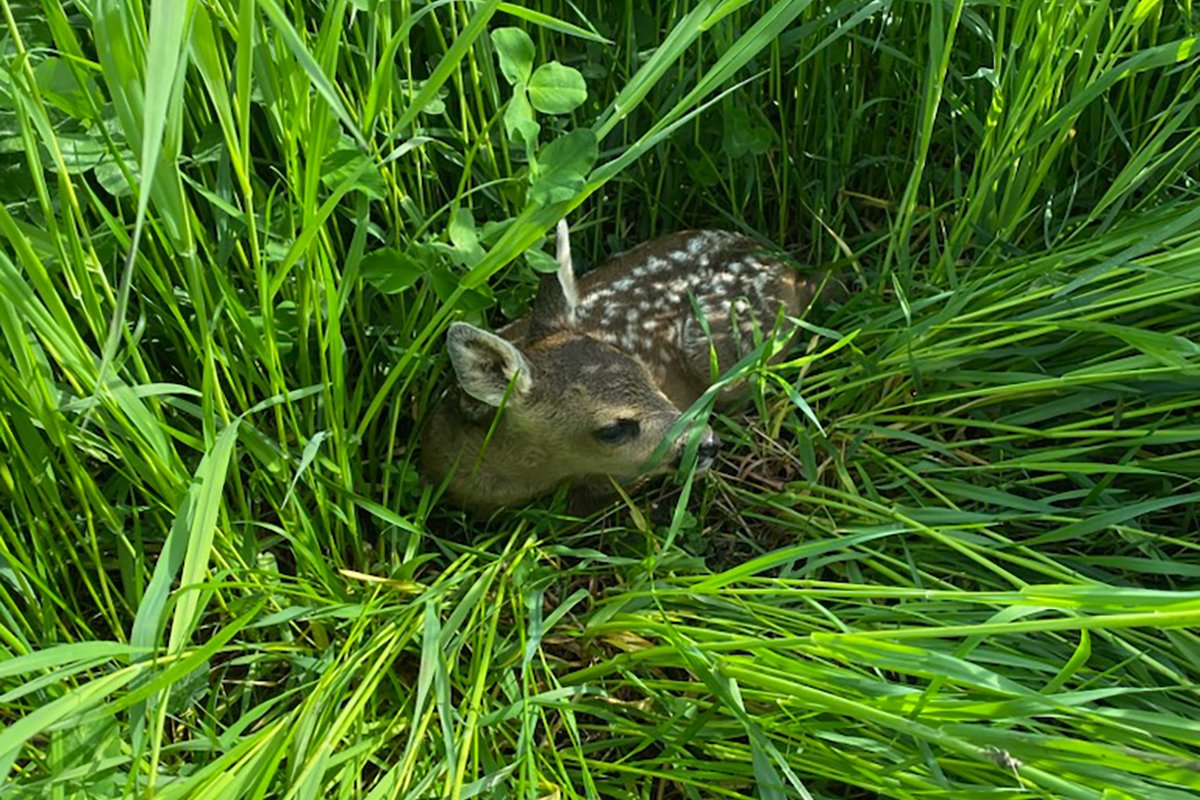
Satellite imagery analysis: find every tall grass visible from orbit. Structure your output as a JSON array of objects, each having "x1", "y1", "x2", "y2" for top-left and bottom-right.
[{"x1": 1, "y1": 0, "x2": 1199, "y2": 797}]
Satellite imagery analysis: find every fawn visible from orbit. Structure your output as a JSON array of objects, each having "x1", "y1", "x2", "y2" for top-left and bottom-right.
[{"x1": 421, "y1": 220, "x2": 822, "y2": 512}]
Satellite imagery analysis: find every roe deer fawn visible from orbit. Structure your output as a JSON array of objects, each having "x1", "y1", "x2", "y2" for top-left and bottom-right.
[{"x1": 421, "y1": 220, "x2": 823, "y2": 512}]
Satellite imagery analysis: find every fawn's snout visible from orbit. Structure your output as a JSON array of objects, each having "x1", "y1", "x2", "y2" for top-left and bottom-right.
[
  {"x1": 671, "y1": 426, "x2": 720, "y2": 471},
  {"x1": 697, "y1": 429, "x2": 720, "y2": 468}
]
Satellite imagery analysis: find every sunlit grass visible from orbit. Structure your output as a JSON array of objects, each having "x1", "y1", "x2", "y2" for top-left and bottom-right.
[{"x1": 1, "y1": 0, "x2": 1199, "y2": 798}]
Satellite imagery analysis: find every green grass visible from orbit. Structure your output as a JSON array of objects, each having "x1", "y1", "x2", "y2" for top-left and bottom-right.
[{"x1": 2, "y1": 0, "x2": 1200, "y2": 797}]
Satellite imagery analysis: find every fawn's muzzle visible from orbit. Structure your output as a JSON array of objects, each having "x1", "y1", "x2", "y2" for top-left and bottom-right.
[{"x1": 680, "y1": 428, "x2": 719, "y2": 472}]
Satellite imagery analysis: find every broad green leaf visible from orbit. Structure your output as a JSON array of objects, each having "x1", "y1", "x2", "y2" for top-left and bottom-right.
[
  {"x1": 527, "y1": 62, "x2": 587, "y2": 114},
  {"x1": 723, "y1": 105, "x2": 773, "y2": 158},
  {"x1": 32, "y1": 58, "x2": 96, "y2": 120},
  {"x1": 429, "y1": 264, "x2": 494, "y2": 312},
  {"x1": 528, "y1": 129, "x2": 598, "y2": 205},
  {"x1": 491, "y1": 27, "x2": 535, "y2": 86},
  {"x1": 54, "y1": 134, "x2": 108, "y2": 173},
  {"x1": 525, "y1": 247, "x2": 559, "y2": 273},
  {"x1": 449, "y1": 206, "x2": 486, "y2": 267},
  {"x1": 360, "y1": 248, "x2": 428, "y2": 294},
  {"x1": 94, "y1": 148, "x2": 138, "y2": 197},
  {"x1": 321, "y1": 141, "x2": 386, "y2": 200},
  {"x1": 504, "y1": 88, "x2": 540, "y2": 144}
]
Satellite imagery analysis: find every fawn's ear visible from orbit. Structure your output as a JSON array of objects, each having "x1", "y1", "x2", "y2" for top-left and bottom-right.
[
  {"x1": 529, "y1": 218, "x2": 578, "y2": 338},
  {"x1": 446, "y1": 322, "x2": 532, "y2": 407}
]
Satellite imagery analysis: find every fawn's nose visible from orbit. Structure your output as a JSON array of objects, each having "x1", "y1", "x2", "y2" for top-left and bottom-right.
[{"x1": 696, "y1": 429, "x2": 720, "y2": 469}]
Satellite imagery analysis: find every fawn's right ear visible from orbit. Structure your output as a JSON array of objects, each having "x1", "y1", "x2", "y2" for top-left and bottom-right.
[
  {"x1": 446, "y1": 322, "x2": 533, "y2": 407},
  {"x1": 529, "y1": 218, "x2": 579, "y2": 338}
]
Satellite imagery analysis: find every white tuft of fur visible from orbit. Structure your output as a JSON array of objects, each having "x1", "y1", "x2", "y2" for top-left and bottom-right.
[{"x1": 556, "y1": 219, "x2": 578, "y2": 326}]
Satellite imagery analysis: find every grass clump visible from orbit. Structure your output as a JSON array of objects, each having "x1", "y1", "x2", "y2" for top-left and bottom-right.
[{"x1": 2, "y1": 0, "x2": 1200, "y2": 798}]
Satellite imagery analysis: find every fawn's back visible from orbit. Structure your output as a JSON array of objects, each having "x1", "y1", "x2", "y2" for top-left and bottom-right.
[
  {"x1": 421, "y1": 223, "x2": 822, "y2": 512},
  {"x1": 503, "y1": 229, "x2": 816, "y2": 406}
]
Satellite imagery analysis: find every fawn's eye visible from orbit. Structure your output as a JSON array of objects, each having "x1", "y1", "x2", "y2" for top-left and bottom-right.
[{"x1": 594, "y1": 418, "x2": 641, "y2": 445}]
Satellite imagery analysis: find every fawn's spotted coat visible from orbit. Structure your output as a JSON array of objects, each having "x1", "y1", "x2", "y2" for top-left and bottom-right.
[{"x1": 421, "y1": 222, "x2": 822, "y2": 512}]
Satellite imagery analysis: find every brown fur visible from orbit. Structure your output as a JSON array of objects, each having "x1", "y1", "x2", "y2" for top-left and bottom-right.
[{"x1": 421, "y1": 223, "x2": 823, "y2": 513}]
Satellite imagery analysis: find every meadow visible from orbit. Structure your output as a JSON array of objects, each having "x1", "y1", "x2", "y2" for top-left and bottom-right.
[{"x1": 2, "y1": 0, "x2": 1200, "y2": 797}]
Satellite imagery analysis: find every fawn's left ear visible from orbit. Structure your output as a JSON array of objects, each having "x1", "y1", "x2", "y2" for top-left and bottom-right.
[
  {"x1": 446, "y1": 322, "x2": 533, "y2": 407},
  {"x1": 529, "y1": 218, "x2": 578, "y2": 338}
]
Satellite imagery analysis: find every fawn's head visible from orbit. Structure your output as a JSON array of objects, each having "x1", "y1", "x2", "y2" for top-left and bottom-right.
[{"x1": 445, "y1": 221, "x2": 716, "y2": 484}]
